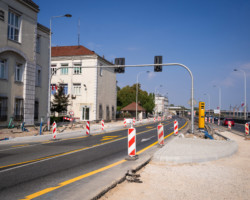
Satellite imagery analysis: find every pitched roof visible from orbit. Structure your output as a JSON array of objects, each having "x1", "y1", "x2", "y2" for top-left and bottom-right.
[
  {"x1": 121, "y1": 102, "x2": 146, "y2": 112},
  {"x1": 52, "y1": 45, "x2": 95, "y2": 57}
]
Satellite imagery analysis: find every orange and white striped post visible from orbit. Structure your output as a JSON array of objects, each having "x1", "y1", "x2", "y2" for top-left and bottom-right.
[
  {"x1": 86, "y1": 121, "x2": 90, "y2": 135},
  {"x1": 174, "y1": 120, "x2": 178, "y2": 136},
  {"x1": 101, "y1": 120, "x2": 104, "y2": 130},
  {"x1": 245, "y1": 123, "x2": 249, "y2": 136},
  {"x1": 157, "y1": 124, "x2": 164, "y2": 145},
  {"x1": 228, "y1": 121, "x2": 232, "y2": 130},
  {"x1": 154, "y1": 117, "x2": 155, "y2": 122},
  {"x1": 205, "y1": 117, "x2": 207, "y2": 123},
  {"x1": 133, "y1": 118, "x2": 135, "y2": 126},
  {"x1": 124, "y1": 118, "x2": 127, "y2": 127},
  {"x1": 208, "y1": 117, "x2": 211, "y2": 123},
  {"x1": 52, "y1": 121, "x2": 57, "y2": 139},
  {"x1": 128, "y1": 127, "x2": 136, "y2": 157}
]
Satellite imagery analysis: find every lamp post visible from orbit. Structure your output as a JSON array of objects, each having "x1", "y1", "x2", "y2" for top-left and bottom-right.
[
  {"x1": 213, "y1": 85, "x2": 221, "y2": 121},
  {"x1": 204, "y1": 93, "x2": 211, "y2": 116},
  {"x1": 234, "y1": 69, "x2": 247, "y2": 120},
  {"x1": 136, "y1": 71, "x2": 150, "y2": 121},
  {"x1": 47, "y1": 14, "x2": 72, "y2": 130},
  {"x1": 154, "y1": 85, "x2": 163, "y2": 117}
]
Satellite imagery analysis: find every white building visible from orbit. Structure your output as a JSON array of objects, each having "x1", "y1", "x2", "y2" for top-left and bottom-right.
[
  {"x1": 51, "y1": 45, "x2": 117, "y2": 121},
  {"x1": 0, "y1": 0, "x2": 50, "y2": 126},
  {"x1": 155, "y1": 95, "x2": 169, "y2": 116}
]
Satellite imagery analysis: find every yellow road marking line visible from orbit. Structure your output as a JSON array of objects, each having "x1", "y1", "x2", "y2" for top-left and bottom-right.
[
  {"x1": 20, "y1": 120, "x2": 188, "y2": 200},
  {"x1": 11, "y1": 144, "x2": 29, "y2": 148}
]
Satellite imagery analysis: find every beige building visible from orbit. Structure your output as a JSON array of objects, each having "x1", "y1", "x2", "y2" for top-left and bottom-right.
[
  {"x1": 51, "y1": 45, "x2": 117, "y2": 121},
  {"x1": 155, "y1": 94, "x2": 169, "y2": 116},
  {"x1": 0, "y1": 0, "x2": 50, "y2": 126}
]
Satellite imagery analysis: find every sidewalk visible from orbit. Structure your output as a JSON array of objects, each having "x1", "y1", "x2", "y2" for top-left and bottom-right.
[{"x1": 100, "y1": 130, "x2": 250, "y2": 200}]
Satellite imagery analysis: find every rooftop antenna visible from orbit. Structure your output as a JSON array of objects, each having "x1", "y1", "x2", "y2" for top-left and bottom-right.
[{"x1": 78, "y1": 18, "x2": 80, "y2": 46}]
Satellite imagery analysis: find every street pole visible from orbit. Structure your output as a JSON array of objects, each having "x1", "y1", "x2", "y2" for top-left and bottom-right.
[
  {"x1": 204, "y1": 93, "x2": 211, "y2": 116},
  {"x1": 234, "y1": 69, "x2": 247, "y2": 120},
  {"x1": 47, "y1": 14, "x2": 72, "y2": 131},
  {"x1": 214, "y1": 85, "x2": 221, "y2": 121},
  {"x1": 136, "y1": 71, "x2": 149, "y2": 121}
]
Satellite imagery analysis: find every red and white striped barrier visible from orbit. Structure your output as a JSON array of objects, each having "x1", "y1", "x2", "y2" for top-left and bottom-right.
[
  {"x1": 128, "y1": 128, "x2": 136, "y2": 157},
  {"x1": 124, "y1": 118, "x2": 127, "y2": 127},
  {"x1": 86, "y1": 121, "x2": 90, "y2": 135},
  {"x1": 52, "y1": 121, "x2": 57, "y2": 139},
  {"x1": 212, "y1": 118, "x2": 214, "y2": 124},
  {"x1": 174, "y1": 120, "x2": 178, "y2": 136},
  {"x1": 63, "y1": 117, "x2": 73, "y2": 121},
  {"x1": 218, "y1": 119, "x2": 220, "y2": 126},
  {"x1": 228, "y1": 121, "x2": 232, "y2": 130},
  {"x1": 154, "y1": 117, "x2": 155, "y2": 122},
  {"x1": 245, "y1": 123, "x2": 249, "y2": 136},
  {"x1": 205, "y1": 117, "x2": 207, "y2": 122},
  {"x1": 101, "y1": 120, "x2": 104, "y2": 130},
  {"x1": 208, "y1": 118, "x2": 211, "y2": 123},
  {"x1": 133, "y1": 118, "x2": 135, "y2": 126},
  {"x1": 157, "y1": 124, "x2": 164, "y2": 145}
]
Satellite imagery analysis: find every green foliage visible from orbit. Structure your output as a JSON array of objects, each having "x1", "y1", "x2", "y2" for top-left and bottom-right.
[
  {"x1": 51, "y1": 85, "x2": 70, "y2": 114},
  {"x1": 117, "y1": 84, "x2": 155, "y2": 113}
]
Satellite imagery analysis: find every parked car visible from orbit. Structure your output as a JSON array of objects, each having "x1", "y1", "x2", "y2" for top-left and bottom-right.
[{"x1": 223, "y1": 118, "x2": 235, "y2": 126}]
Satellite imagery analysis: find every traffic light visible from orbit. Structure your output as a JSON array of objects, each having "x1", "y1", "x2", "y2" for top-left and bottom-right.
[
  {"x1": 114, "y1": 58, "x2": 125, "y2": 73},
  {"x1": 154, "y1": 56, "x2": 163, "y2": 72}
]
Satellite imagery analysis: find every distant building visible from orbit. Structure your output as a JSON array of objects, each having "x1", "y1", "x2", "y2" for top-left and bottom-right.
[
  {"x1": 155, "y1": 95, "x2": 169, "y2": 116},
  {"x1": 51, "y1": 45, "x2": 117, "y2": 121},
  {"x1": 0, "y1": 0, "x2": 50, "y2": 126},
  {"x1": 120, "y1": 102, "x2": 146, "y2": 119}
]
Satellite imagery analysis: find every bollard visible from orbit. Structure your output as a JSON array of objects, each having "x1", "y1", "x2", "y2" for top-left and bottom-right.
[
  {"x1": 101, "y1": 120, "x2": 104, "y2": 131},
  {"x1": 228, "y1": 121, "x2": 231, "y2": 130},
  {"x1": 154, "y1": 117, "x2": 155, "y2": 122},
  {"x1": 157, "y1": 123, "x2": 164, "y2": 145},
  {"x1": 205, "y1": 117, "x2": 207, "y2": 123},
  {"x1": 86, "y1": 121, "x2": 90, "y2": 135},
  {"x1": 245, "y1": 123, "x2": 249, "y2": 136},
  {"x1": 124, "y1": 118, "x2": 127, "y2": 127},
  {"x1": 126, "y1": 127, "x2": 138, "y2": 160},
  {"x1": 218, "y1": 119, "x2": 220, "y2": 126},
  {"x1": 52, "y1": 121, "x2": 57, "y2": 139},
  {"x1": 133, "y1": 118, "x2": 135, "y2": 126},
  {"x1": 174, "y1": 120, "x2": 178, "y2": 136},
  {"x1": 212, "y1": 118, "x2": 214, "y2": 124}
]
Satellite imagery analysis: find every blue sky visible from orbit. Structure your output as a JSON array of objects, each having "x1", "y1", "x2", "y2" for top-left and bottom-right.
[{"x1": 34, "y1": 0, "x2": 250, "y2": 111}]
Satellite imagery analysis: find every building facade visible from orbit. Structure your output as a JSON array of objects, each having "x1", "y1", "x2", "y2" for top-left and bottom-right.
[
  {"x1": 0, "y1": 0, "x2": 50, "y2": 126},
  {"x1": 51, "y1": 45, "x2": 117, "y2": 121},
  {"x1": 155, "y1": 94, "x2": 169, "y2": 116}
]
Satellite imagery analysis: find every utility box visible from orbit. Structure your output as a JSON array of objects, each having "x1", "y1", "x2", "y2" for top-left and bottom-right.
[{"x1": 199, "y1": 102, "x2": 205, "y2": 129}]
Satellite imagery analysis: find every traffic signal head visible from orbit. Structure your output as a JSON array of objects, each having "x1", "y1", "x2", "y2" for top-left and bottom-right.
[
  {"x1": 114, "y1": 58, "x2": 125, "y2": 73},
  {"x1": 154, "y1": 56, "x2": 163, "y2": 72}
]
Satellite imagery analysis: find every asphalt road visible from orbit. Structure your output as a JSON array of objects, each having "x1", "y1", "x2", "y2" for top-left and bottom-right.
[{"x1": 0, "y1": 117, "x2": 187, "y2": 200}]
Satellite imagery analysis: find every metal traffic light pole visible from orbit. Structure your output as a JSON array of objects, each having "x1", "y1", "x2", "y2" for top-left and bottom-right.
[{"x1": 49, "y1": 63, "x2": 194, "y2": 134}]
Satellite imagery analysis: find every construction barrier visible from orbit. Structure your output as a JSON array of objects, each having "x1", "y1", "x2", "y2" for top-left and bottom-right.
[
  {"x1": 205, "y1": 117, "x2": 207, "y2": 122},
  {"x1": 133, "y1": 118, "x2": 135, "y2": 126},
  {"x1": 157, "y1": 124, "x2": 164, "y2": 145},
  {"x1": 209, "y1": 118, "x2": 211, "y2": 123},
  {"x1": 154, "y1": 117, "x2": 155, "y2": 122},
  {"x1": 86, "y1": 121, "x2": 90, "y2": 135},
  {"x1": 63, "y1": 117, "x2": 73, "y2": 121},
  {"x1": 174, "y1": 120, "x2": 178, "y2": 136},
  {"x1": 228, "y1": 121, "x2": 232, "y2": 130},
  {"x1": 218, "y1": 119, "x2": 220, "y2": 126},
  {"x1": 52, "y1": 121, "x2": 57, "y2": 139},
  {"x1": 245, "y1": 123, "x2": 249, "y2": 136},
  {"x1": 128, "y1": 127, "x2": 136, "y2": 157},
  {"x1": 124, "y1": 118, "x2": 127, "y2": 127},
  {"x1": 101, "y1": 120, "x2": 104, "y2": 130}
]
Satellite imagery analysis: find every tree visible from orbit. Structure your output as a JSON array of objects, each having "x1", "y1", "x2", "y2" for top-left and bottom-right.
[
  {"x1": 117, "y1": 84, "x2": 155, "y2": 114},
  {"x1": 51, "y1": 84, "x2": 70, "y2": 115}
]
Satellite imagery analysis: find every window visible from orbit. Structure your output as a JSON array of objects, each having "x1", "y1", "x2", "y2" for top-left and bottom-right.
[
  {"x1": 14, "y1": 98, "x2": 23, "y2": 121},
  {"x1": 99, "y1": 104, "x2": 103, "y2": 120},
  {"x1": 34, "y1": 101, "x2": 39, "y2": 120},
  {"x1": 0, "y1": 97, "x2": 7, "y2": 121},
  {"x1": 61, "y1": 64, "x2": 68, "y2": 75},
  {"x1": 36, "y1": 35, "x2": 41, "y2": 53},
  {"x1": 15, "y1": 64, "x2": 23, "y2": 82},
  {"x1": 106, "y1": 105, "x2": 110, "y2": 120},
  {"x1": 35, "y1": 66, "x2": 41, "y2": 86},
  {"x1": 0, "y1": 10, "x2": 4, "y2": 21},
  {"x1": 8, "y1": 10, "x2": 21, "y2": 42},
  {"x1": 0, "y1": 59, "x2": 7, "y2": 79},
  {"x1": 73, "y1": 83, "x2": 81, "y2": 95},
  {"x1": 51, "y1": 64, "x2": 57, "y2": 75},
  {"x1": 51, "y1": 84, "x2": 57, "y2": 95},
  {"x1": 112, "y1": 106, "x2": 115, "y2": 120},
  {"x1": 60, "y1": 84, "x2": 68, "y2": 95},
  {"x1": 73, "y1": 63, "x2": 82, "y2": 75}
]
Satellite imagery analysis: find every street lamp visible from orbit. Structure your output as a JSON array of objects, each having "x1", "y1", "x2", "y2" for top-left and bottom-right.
[
  {"x1": 47, "y1": 14, "x2": 72, "y2": 130},
  {"x1": 233, "y1": 69, "x2": 247, "y2": 120},
  {"x1": 213, "y1": 85, "x2": 221, "y2": 121},
  {"x1": 154, "y1": 85, "x2": 163, "y2": 117},
  {"x1": 136, "y1": 71, "x2": 150, "y2": 121},
  {"x1": 204, "y1": 93, "x2": 211, "y2": 116}
]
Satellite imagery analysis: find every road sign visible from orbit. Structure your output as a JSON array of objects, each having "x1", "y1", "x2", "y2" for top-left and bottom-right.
[{"x1": 69, "y1": 111, "x2": 74, "y2": 115}]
